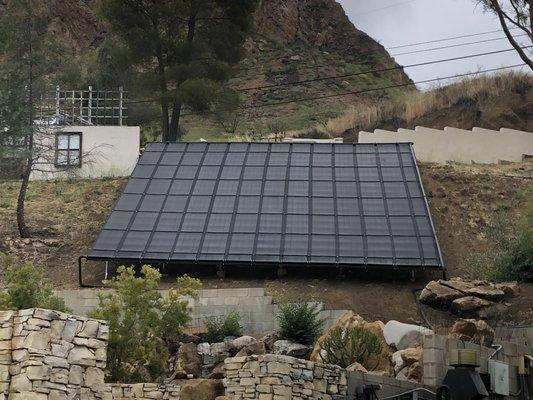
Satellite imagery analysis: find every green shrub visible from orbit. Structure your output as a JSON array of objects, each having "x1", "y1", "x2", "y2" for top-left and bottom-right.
[
  {"x1": 0, "y1": 253, "x2": 69, "y2": 312},
  {"x1": 204, "y1": 311, "x2": 242, "y2": 343},
  {"x1": 90, "y1": 265, "x2": 201, "y2": 382},
  {"x1": 321, "y1": 326, "x2": 382, "y2": 369},
  {"x1": 277, "y1": 302, "x2": 324, "y2": 345},
  {"x1": 467, "y1": 198, "x2": 533, "y2": 281}
]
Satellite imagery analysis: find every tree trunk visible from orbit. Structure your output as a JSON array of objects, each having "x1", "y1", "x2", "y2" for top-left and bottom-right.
[
  {"x1": 17, "y1": 160, "x2": 31, "y2": 238},
  {"x1": 168, "y1": 101, "x2": 182, "y2": 142},
  {"x1": 155, "y1": 46, "x2": 170, "y2": 141},
  {"x1": 17, "y1": 0, "x2": 34, "y2": 238},
  {"x1": 491, "y1": 0, "x2": 533, "y2": 70}
]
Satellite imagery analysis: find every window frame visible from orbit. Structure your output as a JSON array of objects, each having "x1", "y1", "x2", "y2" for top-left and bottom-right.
[{"x1": 55, "y1": 132, "x2": 82, "y2": 168}]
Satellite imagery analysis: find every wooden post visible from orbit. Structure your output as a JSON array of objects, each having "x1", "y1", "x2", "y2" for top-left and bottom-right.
[
  {"x1": 119, "y1": 86, "x2": 124, "y2": 126},
  {"x1": 55, "y1": 85, "x2": 60, "y2": 118},
  {"x1": 88, "y1": 85, "x2": 93, "y2": 125},
  {"x1": 71, "y1": 90, "x2": 75, "y2": 124}
]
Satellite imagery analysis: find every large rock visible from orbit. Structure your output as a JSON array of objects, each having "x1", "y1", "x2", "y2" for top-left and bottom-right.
[
  {"x1": 450, "y1": 319, "x2": 495, "y2": 346},
  {"x1": 495, "y1": 282, "x2": 520, "y2": 298},
  {"x1": 197, "y1": 342, "x2": 230, "y2": 377},
  {"x1": 260, "y1": 332, "x2": 279, "y2": 351},
  {"x1": 180, "y1": 379, "x2": 224, "y2": 400},
  {"x1": 346, "y1": 362, "x2": 368, "y2": 373},
  {"x1": 273, "y1": 340, "x2": 311, "y2": 358},
  {"x1": 310, "y1": 311, "x2": 365, "y2": 362},
  {"x1": 234, "y1": 340, "x2": 266, "y2": 357},
  {"x1": 174, "y1": 343, "x2": 201, "y2": 378},
  {"x1": 383, "y1": 320, "x2": 433, "y2": 350},
  {"x1": 231, "y1": 336, "x2": 257, "y2": 352},
  {"x1": 450, "y1": 296, "x2": 494, "y2": 318},
  {"x1": 419, "y1": 280, "x2": 463, "y2": 308}
]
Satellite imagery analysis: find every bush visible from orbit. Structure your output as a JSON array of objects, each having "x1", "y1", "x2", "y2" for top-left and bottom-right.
[
  {"x1": 321, "y1": 326, "x2": 382, "y2": 369},
  {"x1": 467, "y1": 199, "x2": 533, "y2": 281},
  {"x1": 0, "y1": 253, "x2": 68, "y2": 312},
  {"x1": 204, "y1": 311, "x2": 242, "y2": 343},
  {"x1": 90, "y1": 265, "x2": 201, "y2": 382},
  {"x1": 277, "y1": 302, "x2": 324, "y2": 345}
]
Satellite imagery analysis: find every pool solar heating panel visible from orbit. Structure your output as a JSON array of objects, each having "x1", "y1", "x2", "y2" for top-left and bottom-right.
[{"x1": 88, "y1": 142, "x2": 444, "y2": 270}]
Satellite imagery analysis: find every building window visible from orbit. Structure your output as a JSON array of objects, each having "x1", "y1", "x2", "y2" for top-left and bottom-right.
[{"x1": 55, "y1": 133, "x2": 82, "y2": 167}]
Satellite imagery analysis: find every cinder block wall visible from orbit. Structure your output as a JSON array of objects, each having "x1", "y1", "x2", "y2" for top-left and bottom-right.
[
  {"x1": 56, "y1": 288, "x2": 348, "y2": 335},
  {"x1": 421, "y1": 333, "x2": 531, "y2": 393}
]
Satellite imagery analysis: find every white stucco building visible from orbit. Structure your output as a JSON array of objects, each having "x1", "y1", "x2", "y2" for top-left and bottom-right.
[{"x1": 30, "y1": 125, "x2": 140, "y2": 180}]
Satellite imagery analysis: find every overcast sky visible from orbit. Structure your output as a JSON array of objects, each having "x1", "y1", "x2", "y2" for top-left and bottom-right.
[{"x1": 337, "y1": 0, "x2": 530, "y2": 89}]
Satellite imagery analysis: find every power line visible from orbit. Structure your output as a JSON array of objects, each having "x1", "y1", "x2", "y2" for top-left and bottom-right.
[
  {"x1": 232, "y1": 32, "x2": 528, "y2": 78},
  {"x1": 391, "y1": 34, "x2": 529, "y2": 56},
  {"x1": 353, "y1": 0, "x2": 417, "y2": 17},
  {"x1": 179, "y1": 64, "x2": 525, "y2": 116},
  {"x1": 236, "y1": 46, "x2": 531, "y2": 91},
  {"x1": 387, "y1": 27, "x2": 521, "y2": 49}
]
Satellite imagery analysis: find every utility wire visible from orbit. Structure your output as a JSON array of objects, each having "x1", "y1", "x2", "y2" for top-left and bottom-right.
[
  {"x1": 233, "y1": 32, "x2": 528, "y2": 78},
  {"x1": 236, "y1": 46, "x2": 531, "y2": 91},
  {"x1": 387, "y1": 27, "x2": 521, "y2": 49},
  {"x1": 178, "y1": 64, "x2": 525, "y2": 116},
  {"x1": 390, "y1": 33, "x2": 528, "y2": 56},
  {"x1": 125, "y1": 48, "x2": 528, "y2": 106}
]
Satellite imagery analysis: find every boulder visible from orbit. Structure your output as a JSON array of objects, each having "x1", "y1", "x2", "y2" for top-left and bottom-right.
[
  {"x1": 401, "y1": 347, "x2": 422, "y2": 365},
  {"x1": 406, "y1": 362, "x2": 423, "y2": 382},
  {"x1": 383, "y1": 320, "x2": 433, "y2": 350},
  {"x1": 495, "y1": 282, "x2": 520, "y2": 298},
  {"x1": 310, "y1": 311, "x2": 366, "y2": 362},
  {"x1": 465, "y1": 287, "x2": 505, "y2": 302},
  {"x1": 234, "y1": 340, "x2": 266, "y2": 357},
  {"x1": 231, "y1": 336, "x2": 257, "y2": 352},
  {"x1": 273, "y1": 340, "x2": 311, "y2": 358},
  {"x1": 180, "y1": 379, "x2": 224, "y2": 400},
  {"x1": 206, "y1": 362, "x2": 225, "y2": 379},
  {"x1": 260, "y1": 332, "x2": 278, "y2": 351},
  {"x1": 392, "y1": 350, "x2": 406, "y2": 374},
  {"x1": 175, "y1": 343, "x2": 201, "y2": 378},
  {"x1": 419, "y1": 280, "x2": 463, "y2": 308},
  {"x1": 346, "y1": 362, "x2": 368, "y2": 373},
  {"x1": 450, "y1": 319, "x2": 494, "y2": 347},
  {"x1": 450, "y1": 296, "x2": 494, "y2": 318},
  {"x1": 197, "y1": 342, "x2": 230, "y2": 377}
]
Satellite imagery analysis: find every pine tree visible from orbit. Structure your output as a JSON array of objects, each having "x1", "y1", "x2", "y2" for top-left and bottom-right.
[{"x1": 99, "y1": 0, "x2": 259, "y2": 141}]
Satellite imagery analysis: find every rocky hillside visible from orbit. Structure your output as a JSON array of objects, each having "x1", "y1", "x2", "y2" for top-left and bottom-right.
[{"x1": 12, "y1": 0, "x2": 410, "y2": 135}]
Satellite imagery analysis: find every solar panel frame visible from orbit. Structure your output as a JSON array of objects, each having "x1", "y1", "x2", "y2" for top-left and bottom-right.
[{"x1": 88, "y1": 142, "x2": 444, "y2": 271}]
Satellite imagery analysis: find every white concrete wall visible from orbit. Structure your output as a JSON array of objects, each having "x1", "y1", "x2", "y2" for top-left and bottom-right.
[
  {"x1": 359, "y1": 126, "x2": 533, "y2": 164},
  {"x1": 30, "y1": 125, "x2": 140, "y2": 180}
]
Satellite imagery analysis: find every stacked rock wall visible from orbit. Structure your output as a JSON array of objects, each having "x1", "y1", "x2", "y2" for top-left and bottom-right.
[
  {"x1": 0, "y1": 311, "x2": 14, "y2": 398},
  {"x1": 105, "y1": 383, "x2": 181, "y2": 399},
  {"x1": 6, "y1": 308, "x2": 108, "y2": 399},
  {"x1": 224, "y1": 354, "x2": 347, "y2": 400}
]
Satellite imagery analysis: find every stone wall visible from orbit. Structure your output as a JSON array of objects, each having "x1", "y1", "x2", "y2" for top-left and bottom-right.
[
  {"x1": 56, "y1": 288, "x2": 348, "y2": 335},
  {"x1": 224, "y1": 354, "x2": 347, "y2": 400},
  {"x1": 105, "y1": 383, "x2": 181, "y2": 399},
  {"x1": 4, "y1": 308, "x2": 108, "y2": 399}
]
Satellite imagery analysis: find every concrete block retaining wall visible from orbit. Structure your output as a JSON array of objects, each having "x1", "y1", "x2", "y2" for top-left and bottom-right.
[
  {"x1": 224, "y1": 354, "x2": 347, "y2": 400},
  {"x1": 359, "y1": 126, "x2": 533, "y2": 164},
  {"x1": 421, "y1": 333, "x2": 531, "y2": 392},
  {"x1": 55, "y1": 288, "x2": 348, "y2": 335}
]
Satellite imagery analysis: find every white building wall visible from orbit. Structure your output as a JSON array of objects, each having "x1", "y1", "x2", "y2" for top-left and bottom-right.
[
  {"x1": 30, "y1": 125, "x2": 140, "y2": 180},
  {"x1": 359, "y1": 126, "x2": 533, "y2": 164}
]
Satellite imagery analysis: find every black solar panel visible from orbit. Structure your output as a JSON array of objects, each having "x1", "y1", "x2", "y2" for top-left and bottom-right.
[{"x1": 89, "y1": 142, "x2": 443, "y2": 269}]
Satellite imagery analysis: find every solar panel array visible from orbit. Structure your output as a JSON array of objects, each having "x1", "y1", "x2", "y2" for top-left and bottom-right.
[{"x1": 89, "y1": 142, "x2": 443, "y2": 269}]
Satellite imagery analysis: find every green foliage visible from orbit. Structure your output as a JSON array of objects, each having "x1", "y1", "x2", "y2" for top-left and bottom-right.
[
  {"x1": 277, "y1": 302, "x2": 324, "y2": 345},
  {"x1": 467, "y1": 196, "x2": 533, "y2": 281},
  {"x1": 204, "y1": 311, "x2": 243, "y2": 343},
  {"x1": 90, "y1": 265, "x2": 201, "y2": 382},
  {"x1": 321, "y1": 326, "x2": 383, "y2": 369},
  {"x1": 0, "y1": 253, "x2": 69, "y2": 312}
]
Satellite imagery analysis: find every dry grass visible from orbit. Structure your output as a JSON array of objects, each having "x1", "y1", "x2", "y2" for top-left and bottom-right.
[{"x1": 314, "y1": 71, "x2": 532, "y2": 137}]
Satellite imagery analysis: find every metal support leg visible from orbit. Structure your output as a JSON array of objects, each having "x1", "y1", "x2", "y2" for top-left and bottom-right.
[
  {"x1": 336, "y1": 267, "x2": 346, "y2": 280},
  {"x1": 277, "y1": 266, "x2": 287, "y2": 278},
  {"x1": 410, "y1": 269, "x2": 416, "y2": 282},
  {"x1": 217, "y1": 265, "x2": 226, "y2": 279}
]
